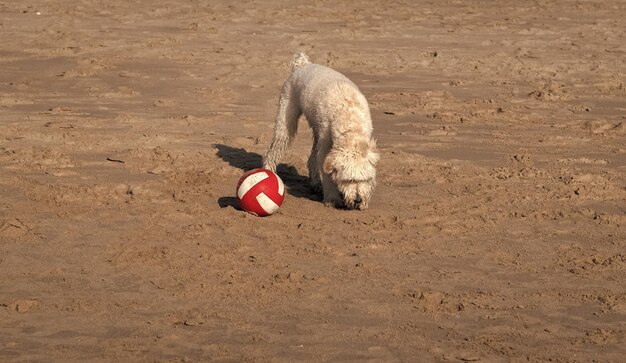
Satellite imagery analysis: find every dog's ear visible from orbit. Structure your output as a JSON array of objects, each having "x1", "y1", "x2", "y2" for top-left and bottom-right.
[
  {"x1": 367, "y1": 139, "x2": 380, "y2": 166},
  {"x1": 323, "y1": 151, "x2": 337, "y2": 174}
]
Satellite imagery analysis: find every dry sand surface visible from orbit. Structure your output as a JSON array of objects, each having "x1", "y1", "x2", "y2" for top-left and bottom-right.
[{"x1": 1, "y1": 0, "x2": 625, "y2": 361}]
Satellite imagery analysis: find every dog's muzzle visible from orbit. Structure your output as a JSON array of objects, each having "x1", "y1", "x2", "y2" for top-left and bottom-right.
[
  {"x1": 340, "y1": 192, "x2": 362, "y2": 210},
  {"x1": 344, "y1": 194, "x2": 362, "y2": 210}
]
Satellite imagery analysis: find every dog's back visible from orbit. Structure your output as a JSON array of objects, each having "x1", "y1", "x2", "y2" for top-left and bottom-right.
[
  {"x1": 290, "y1": 53, "x2": 357, "y2": 91},
  {"x1": 289, "y1": 54, "x2": 370, "y2": 133}
]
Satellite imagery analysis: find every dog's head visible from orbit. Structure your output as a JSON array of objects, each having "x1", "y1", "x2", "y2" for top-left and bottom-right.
[{"x1": 323, "y1": 138, "x2": 379, "y2": 210}]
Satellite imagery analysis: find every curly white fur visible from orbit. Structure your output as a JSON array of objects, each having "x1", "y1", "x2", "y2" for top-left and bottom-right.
[{"x1": 263, "y1": 52, "x2": 379, "y2": 210}]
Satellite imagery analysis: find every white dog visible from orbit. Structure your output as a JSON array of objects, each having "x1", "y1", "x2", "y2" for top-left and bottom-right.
[{"x1": 263, "y1": 52, "x2": 379, "y2": 210}]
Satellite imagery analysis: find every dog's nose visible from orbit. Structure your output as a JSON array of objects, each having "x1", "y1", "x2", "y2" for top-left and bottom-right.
[{"x1": 354, "y1": 195, "x2": 362, "y2": 205}]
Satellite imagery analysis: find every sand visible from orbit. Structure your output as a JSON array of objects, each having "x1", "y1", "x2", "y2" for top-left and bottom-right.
[{"x1": 1, "y1": 0, "x2": 625, "y2": 361}]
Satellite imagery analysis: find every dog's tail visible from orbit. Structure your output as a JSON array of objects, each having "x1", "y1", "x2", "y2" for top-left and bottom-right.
[{"x1": 291, "y1": 51, "x2": 310, "y2": 71}]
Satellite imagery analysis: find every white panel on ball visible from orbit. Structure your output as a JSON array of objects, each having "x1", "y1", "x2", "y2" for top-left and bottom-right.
[
  {"x1": 237, "y1": 172, "x2": 269, "y2": 199},
  {"x1": 256, "y1": 192, "x2": 280, "y2": 214}
]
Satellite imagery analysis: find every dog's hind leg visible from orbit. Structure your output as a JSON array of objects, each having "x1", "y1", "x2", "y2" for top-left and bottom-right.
[{"x1": 263, "y1": 81, "x2": 301, "y2": 172}]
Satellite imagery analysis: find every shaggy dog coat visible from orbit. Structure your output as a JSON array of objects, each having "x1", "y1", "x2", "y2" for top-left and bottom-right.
[{"x1": 263, "y1": 53, "x2": 379, "y2": 210}]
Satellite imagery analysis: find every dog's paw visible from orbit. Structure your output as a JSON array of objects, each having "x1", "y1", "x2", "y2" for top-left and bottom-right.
[
  {"x1": 324, "y1": 200, "x2": 338, "y2": 208},
  {"x1": 263, "y1": 163, "x2": 277, "y2": 172},
  {"x1": 323, "y1": 197, "x2": 344, "y2": 209}
]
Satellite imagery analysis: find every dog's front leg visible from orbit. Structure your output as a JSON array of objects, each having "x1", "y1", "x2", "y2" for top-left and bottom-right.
[
  {"x1": 321, "y1": 173, "x2": 342, "y2": 208},
  {"x1": 307, "y1": 134, "x2": 323, "y2": 193}
]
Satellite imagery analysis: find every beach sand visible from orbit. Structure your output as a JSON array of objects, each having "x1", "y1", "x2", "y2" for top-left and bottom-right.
[{"x1": 1, "y1": 1, "x2": 625, "y2": 361}]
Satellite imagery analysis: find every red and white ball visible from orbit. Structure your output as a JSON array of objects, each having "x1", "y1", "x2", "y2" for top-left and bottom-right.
[{"x1": 236, "y1": 168, "x2": 285, "y2": 216}]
